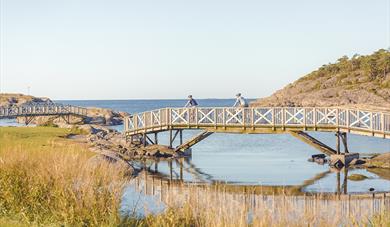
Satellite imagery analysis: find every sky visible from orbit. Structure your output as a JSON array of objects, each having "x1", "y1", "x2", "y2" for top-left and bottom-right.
[{"x1": 0, "y1": 0, "x2": 389, "y2": 100}]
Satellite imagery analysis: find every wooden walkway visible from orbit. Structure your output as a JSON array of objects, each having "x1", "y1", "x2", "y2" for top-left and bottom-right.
[
  {"x1": 125, "y1": 107, "x2": 390, "y2": 138},
  {"x1": 124, "y1": 107, "x2": 390, "y2": 154},
  {"x1": 0, "y1": 104, "x2": 88, "y2": 124}
]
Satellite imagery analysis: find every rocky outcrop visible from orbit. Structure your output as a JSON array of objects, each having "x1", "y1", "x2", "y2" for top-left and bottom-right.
[
  {"x1": 0, "y1": 93, "x2": 52, "y2": 106},
  {"x1": 251, "y1": 49, "x2": 390, "y2": 111},
  {"x1": 84, "y1": 107, "x2": 128, "y2": 125},
  {"x1": 68, "y1": 124, "x2": 178, "y2": 160}
]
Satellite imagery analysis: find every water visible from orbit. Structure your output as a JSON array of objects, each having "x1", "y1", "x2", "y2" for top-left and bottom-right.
[
  {"x1": 3, "y1": 99, "x2": 390, "y2": 193},
  {"x1": 59, "y1": 99, "x2": 390, "y2": 193}
]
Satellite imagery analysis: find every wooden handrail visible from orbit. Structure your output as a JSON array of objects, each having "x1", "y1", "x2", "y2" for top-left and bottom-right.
[{"x1": 124, "y1": 107, "x2": 390, "y2": 138}]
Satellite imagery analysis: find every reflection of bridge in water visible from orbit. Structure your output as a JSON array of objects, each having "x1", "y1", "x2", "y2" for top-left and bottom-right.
[
  {"x1": 128, "y1": 161, "x2": 390, "y2": 224},
  {"x1": 0, "y1": 104, "x2": 88, "y2": 125},
  {"x1": 124, "y1": 107, "x2": 390, "y2": 156},
  {"x1": 132, "y1": 158, "x2": 361, "y2": 196}
]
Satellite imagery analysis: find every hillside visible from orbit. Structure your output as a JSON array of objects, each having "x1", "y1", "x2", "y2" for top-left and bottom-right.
[{"x1": 251, "y1": 49, "x2": 390, "y2": 110}]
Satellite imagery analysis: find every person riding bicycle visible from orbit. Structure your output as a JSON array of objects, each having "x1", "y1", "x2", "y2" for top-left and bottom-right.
[
  {"x1": 233, "y1": 93, "x2": 248, "y2": 107},
  {"x1": 184, "y1": 95, "x2": 199, "y2": 107}
]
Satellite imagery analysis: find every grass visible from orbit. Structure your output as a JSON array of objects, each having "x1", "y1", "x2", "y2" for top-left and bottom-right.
[
  {"x1": 1, "y1": 126, "x2": 389, "y2": 226},
  {"x1": 0, "y1": 127, "x2": 129, "y2": 226},
  {"x1": 128, "y1": 178, "x2": 390, "y2": 227}
]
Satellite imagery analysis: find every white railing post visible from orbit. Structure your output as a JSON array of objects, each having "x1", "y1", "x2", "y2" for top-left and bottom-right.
[
  {"x1": 134, "y1": 114, "x2": 138, "y2": 130},
  {"x1": 165, "y1": 108, "x2": 169, "y2": 127},
  {"x1": 272, "y1": 108, "x2": 275, "y2": 129},
  {"x1": 169, "y1": 108, "x2": 172, "y2": 126},
  {"x1": 150, "y1": 111, "x2": 153, "y2": 127},
  {"x1": 195, "y1": 108, "x2": 198, "y2": 125},
  {"x1": 382, "y1": 112, "x2": 385, "y2": 134},
  {"x1": 222, "y1": 108, "x2": 226, "y2": 128},
  {"x1": 242, "y1": 108, "x2": 246, "y2": 128},
  {"x1": 159, "y1": 109, "x2": 162, "y2": 127},
  {"x1": 251, "y1": 108, "x2": 254, "y2": 128},
  {"x1": 214, "y1": 108, "x2": 217, "y2": 128}
]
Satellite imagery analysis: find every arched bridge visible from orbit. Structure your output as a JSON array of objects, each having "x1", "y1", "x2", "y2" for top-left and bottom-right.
[
  {"x1": 0, "y1": 104, "x2": 88, "y2": 125},
  {"x1": 124, "y1": 107, "x2": 390, "y2": 156}
]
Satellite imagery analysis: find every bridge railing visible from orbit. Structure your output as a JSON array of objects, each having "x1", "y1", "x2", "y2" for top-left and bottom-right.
[
  {"x1": 0, "y1": 104, "x2": 88, "y2": 118},
  {"x1": 124, "y1": 107, "x2": 390, "y2": 136}
]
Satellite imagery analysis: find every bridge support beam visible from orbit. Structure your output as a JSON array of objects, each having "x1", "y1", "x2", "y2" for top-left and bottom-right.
[
  {"x1": 60, "y1": 114, "x2": 72, "y2": 124},
  {"x1": 289, "y1": 131, "x2": 337, "y2": 155},
  {"x1": 175, "y1": 131, "x2": 214, "y2": 153},
  {"x1": 24, "y1": 116, "x2": 36, "y2": 125}
]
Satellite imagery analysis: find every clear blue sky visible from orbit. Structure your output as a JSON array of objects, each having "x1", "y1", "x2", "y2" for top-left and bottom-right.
[{"x1": 0, "y1": 0, "x2": 389, "y2": 100}]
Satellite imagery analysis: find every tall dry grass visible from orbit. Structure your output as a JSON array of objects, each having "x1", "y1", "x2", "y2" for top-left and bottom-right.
[
  {"x1": 129, "y1": 176, "x2": 390, "y2": 227},
  {"x1": 1, "y1": 127, "x2": 389, "y2": 226},
  {"x1": 0, "y1": 127, "x2": 129, "y2": 226}
]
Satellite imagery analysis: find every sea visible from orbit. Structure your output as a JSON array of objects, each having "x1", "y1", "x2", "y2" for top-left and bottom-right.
[{"x1": 2, "y1": 99, "x2": 390, "y2": 194}]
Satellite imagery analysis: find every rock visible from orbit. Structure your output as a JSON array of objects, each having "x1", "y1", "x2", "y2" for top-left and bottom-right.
[
  {"x1": 314, "y1": 157, "x2": 327, "y2": 165},
  {"x1": 312, "y1": 154, "x2": 326, "y2": 159},
  {"x1": 85, "y1": 107, "x2": 128, "y2": 126},
  {"x1": 0, "y1": 93, "x2": 52, "y2": 107},
  {"x1": 347, "y1": 174, "x2": 368, "y2": 181}
]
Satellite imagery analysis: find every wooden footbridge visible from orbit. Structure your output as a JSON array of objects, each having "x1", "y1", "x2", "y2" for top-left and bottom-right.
[
  {"x1": 0, "y1": 103, "x2": 88, "y2": 125},
  {"x1": 124, "y1": 107, "x2": 390, "y2": 156}
]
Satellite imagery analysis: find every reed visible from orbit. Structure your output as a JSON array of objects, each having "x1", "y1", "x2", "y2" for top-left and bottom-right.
[
  {"x1": 1, "y1": 127, "x2": 389, "y2": 226},
  {"x1": 0, "y1": 127, "x2": 129, "y2": 226},
  {"x1": 129, "y1": 177, "x2": 390, "y2": 227}
]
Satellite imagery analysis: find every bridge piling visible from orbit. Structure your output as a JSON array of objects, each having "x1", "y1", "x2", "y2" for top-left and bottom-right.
[
  {"x1": 169, "y1": 130, "x2": 173, "y2": 148},
  {"x1": 154, "y1": 133, "x2": 158, "y2": 144}
]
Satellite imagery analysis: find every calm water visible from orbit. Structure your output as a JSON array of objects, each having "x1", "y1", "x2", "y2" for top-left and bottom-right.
[
  {"x1": 60, "y1": 99, "x2": 390, "y2": 194},
  {"x1": 3, "y1": 99, "x2": 389, "y2": 193}
]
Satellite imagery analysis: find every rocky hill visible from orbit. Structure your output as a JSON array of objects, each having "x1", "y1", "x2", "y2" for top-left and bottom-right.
[{"x1": 251, "y1": 49, "x2": 390, "y2": 110}]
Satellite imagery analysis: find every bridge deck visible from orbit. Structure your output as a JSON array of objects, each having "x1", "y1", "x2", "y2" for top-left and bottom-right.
[
  {"x1": 0, "y1": 104, "x2": 88, "y2": 119},
  {"x1": 124, "y1": 107, "x2": 390, "y2": 139}
]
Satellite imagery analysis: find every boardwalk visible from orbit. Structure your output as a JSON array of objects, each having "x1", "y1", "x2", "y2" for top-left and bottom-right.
[
  {"x1": 124, "y1": 107, "x2": 390, "y2": 154},
  {"x1": 0, "y1": 104, "x2": 88, "y2": 124}
]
